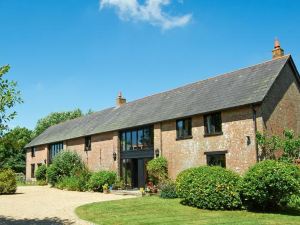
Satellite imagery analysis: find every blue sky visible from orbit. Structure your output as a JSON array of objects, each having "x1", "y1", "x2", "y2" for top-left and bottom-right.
[{"x1": 1, "y1": 0, "x2": 300, "y2": 130}]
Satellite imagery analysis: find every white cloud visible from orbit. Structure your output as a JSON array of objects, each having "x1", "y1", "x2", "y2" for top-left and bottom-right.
[{"x1": 100, "y1": 0, "x2": 192, "y2": 30}]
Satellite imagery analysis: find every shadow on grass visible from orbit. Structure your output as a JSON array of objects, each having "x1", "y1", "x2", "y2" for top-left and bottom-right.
[
  {"x1": 245, "y1": 207, "x2": 300, "y2": 217},
  {"x1": 0, "y1": 216, "x2": 74, "y2": 225},
  {"x1": 179, "y1": 200, "x2": 300, "y2": 217}
]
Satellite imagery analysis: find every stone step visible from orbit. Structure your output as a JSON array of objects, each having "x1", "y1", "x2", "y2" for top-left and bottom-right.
[{"x1": 111, "y1": 190, "x2": 142, "y2": 196}]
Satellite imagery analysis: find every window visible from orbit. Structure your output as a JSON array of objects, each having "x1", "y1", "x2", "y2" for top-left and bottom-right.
[
  {"x1": 206, "y1": 153, "x2": 226, "y2": 168},
  {"x1": 49, "y1": 142, "x2": 64, "y2": 161},
  {"x1": 204, "y1": 112, "x2": 222, "y2": 135},
  {"x1": 31, "y1": 147, "x2": 36, "y2": 157},
  {"x1": 85, "y1": 136, "x2": 92, "y2": 151},
  {"x1": 31, "y1": 164, "x2": 35, "y2": 178},
  {"x1": 120, "y1": 126, "x2": 154, "y2": 151},
  {"x1": 176, "y1": 118, "x2": 192, "y2": 140}
]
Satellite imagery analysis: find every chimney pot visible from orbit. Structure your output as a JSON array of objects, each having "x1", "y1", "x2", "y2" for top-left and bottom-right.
[
  {"x1": 272, "y1": 38, "x2": 284, "y2": 59},
  {"x1": 116, "y1": 91, "x2": 126, "y2": 107}
]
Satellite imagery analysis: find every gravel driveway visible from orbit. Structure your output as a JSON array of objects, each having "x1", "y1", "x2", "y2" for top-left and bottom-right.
[{"x1": 0, "y1": 186, "x2": 135, "y2": 225}]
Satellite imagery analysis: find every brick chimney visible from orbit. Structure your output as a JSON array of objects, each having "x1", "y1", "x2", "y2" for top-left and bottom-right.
[
  {"x1": 116, "y1": 92, "x2": 126, "y2": 107},
  {"x1": 272, "y1": 38, "x2": 284, "y2": 59}
]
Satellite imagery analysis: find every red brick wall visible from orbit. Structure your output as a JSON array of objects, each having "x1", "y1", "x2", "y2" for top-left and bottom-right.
[
  {"x1": 262, "y1": 62, "x2": 300, "y2": 136},
  {"x1": 155, "y1": 106, "x2": 260, "y2": 179},
  {"x1": 66, "y1": 131, "x2": 119, "y2": 173},
  {"x1": 26, "y1": 106, "x2": 263, "y2": 181},
  {"x1": 26, "y1": 145, "x2": 48, "y2": 181}
]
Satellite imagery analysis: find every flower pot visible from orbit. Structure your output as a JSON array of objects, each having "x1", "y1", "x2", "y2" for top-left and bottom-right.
[{"x1": 103, "y1": 189, "x2": 109, "y2": 194}]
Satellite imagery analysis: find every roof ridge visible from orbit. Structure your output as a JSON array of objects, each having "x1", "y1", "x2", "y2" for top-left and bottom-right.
[
  {"x1": 38, "y1": 107, "x2": 115, "y2": 133},
  {"x1": 124, "y1": 55, "x2": 291, "y2": 106}
]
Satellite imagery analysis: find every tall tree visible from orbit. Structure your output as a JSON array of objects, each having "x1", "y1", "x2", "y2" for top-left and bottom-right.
[
  {"x1": 0, "y1": 65, "x2": 23, "y2": 136},
  {"x1": 34, "y1": 109, "x2": 83, "y2": 137},
  {"x1": 0, "y1": 127, "x2": 33, "y2": 173}
]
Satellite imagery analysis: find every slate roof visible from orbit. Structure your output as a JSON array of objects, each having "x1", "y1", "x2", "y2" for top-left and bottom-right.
[{"x1": 26, "y1": 55, "x2": 291, "y2": 148}]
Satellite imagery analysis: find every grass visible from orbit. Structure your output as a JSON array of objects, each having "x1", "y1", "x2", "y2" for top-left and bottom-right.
[{"x1": 75, "y1": 196, "x2": 300, "y2": 225}]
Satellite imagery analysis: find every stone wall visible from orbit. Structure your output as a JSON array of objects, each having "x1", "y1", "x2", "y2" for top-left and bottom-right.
[
  {"x1": 156, "y1": 106, "x2": 260, "y2": 179},
  {"x1": 262, "y1": 62, "x2": 300, "y2": 136},
  {"x1": 66, "y1": 131, "x2": 119, "y2": 173},
  {"x1": 26, "y1": 145, "x2": 48, "y2": 181}
]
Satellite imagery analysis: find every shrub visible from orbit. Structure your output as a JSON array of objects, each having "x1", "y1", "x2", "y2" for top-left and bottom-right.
[
  {"x1": 56, "y1": 168, "x2": 90, "y2": 191},
  {"x1": 15, "y1": 173, "x2": 25, "y2": 184},
  {"x1": 37, "y1": 180, "x2": 48, "y2": 186},
  {"x1": 46, "y1": 151, "x2": 85, "y2": 186},
  {"x1": 113, "y1": 177, "x2": 125, "y2": 190},
  {"x1": 0, "y1": 169, "x2": 17, "y2": 194},
  {"x1": 176, "y1": 166, "x2": 242, "y2": 210},
  {"x1": 146, "y1": 157, "x2": 168, "y2": 184},
  {"x1": 160, "y1": 180, "x2": 177, "y2": 199},
  {"x1": 57, "y1": 176, "x2": 80, "y2": 191},
  {"x1": 240, "y1": 160, "x2": 300, "y2": 210},
  {"x1": 88, "y1": 171, "x2": 117, "y2": 192},
  {"x1": 288, "y1": 195, "x2": 300, "y2": 209},
  {"x1": 36, "y1": 164, "x2": 47, "y2": 182}
]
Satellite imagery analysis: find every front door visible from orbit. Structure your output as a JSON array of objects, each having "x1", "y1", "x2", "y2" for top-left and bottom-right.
[{"x1": 121, "y1": 158, "x2": 152, "y2": 189}]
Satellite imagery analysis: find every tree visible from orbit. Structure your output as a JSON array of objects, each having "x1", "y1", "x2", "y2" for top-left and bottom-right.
[
  {"x1": 33, "y1": 109, "x2": 83, "y2": 137},
  {"x1": 256, "y1": 130, "x2": 300, "y2": 162},
  {"x1": 0, "y1": 65, "x2": 23, "y2": 136},
  {"x1": 0, "y1": 127, "x2": 33, "y2": 173}
]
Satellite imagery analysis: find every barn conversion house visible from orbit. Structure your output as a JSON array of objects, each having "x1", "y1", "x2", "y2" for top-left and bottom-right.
[{"x1": 26, "y1": 41, "x2": 300, "y2": 188}]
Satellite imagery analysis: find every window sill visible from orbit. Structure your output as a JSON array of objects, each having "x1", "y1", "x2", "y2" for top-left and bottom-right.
[
  {"x1": 204, "y1": 132, "x2": 223, "y2": 137},
  {"x1": 176, "y1": 136, "x2": 193, "y2": 141}
]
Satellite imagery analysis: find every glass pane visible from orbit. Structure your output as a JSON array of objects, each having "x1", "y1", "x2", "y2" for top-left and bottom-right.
[
  {"x1": 207, "y1": 115, "x2": 215, "y2": 134},
  {"x1": 207, "y1": 154, "x2": 226, "y2": 167},
  {"x1": 184, "y1": 119, "x2": 191, "y2": 137},
  {"x1": 125, "y1": 159, "x2": 132, "y2": 188},
  {"x1": 126, "y1": 131, "x2": 132, "y2": 150},
  {"x1": 138, "y1": 129, "x2": 143, "y2": 148},
  {"x1": 177, "y1": 120, "x2": 183, "y2": 138},
  {"x1": 121, "y1": 132, "x2": 126, "y2": 151},
  {"x1": 132, "y1": 130, "x2": 138, "y2": 150},
  {"x1": 214, "y1": 113, "x2": 222, "y2": 133},
  {"x1": 143, "y1": 128, "x2": 150, "y2": 147}
]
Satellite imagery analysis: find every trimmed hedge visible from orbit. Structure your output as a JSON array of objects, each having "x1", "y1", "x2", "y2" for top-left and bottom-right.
[
  {"x1": 240, "y1": 160, "x2": 300, "y2": 210},
  {"x1": 176, "y1": 166, "x2": 242, "y2": 210},
  {"x1": 88, "y1": 171, "x2": 117, "y2": 192},
  {"x1": 0, "y1": 169, "x2": 17, "y2": 194},
  {"x1": 146, "y1": 157, "x2": 168, "y2": 184},
  {"x1": 46, "y1": 151, "x2": 85, "y2": 186}
]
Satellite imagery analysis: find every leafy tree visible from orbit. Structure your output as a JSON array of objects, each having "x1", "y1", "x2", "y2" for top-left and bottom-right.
[
  {"x1": 256, "y1": 130, "x2": 300, "y2": 162},
  {"x1": 0, "y1": 65, "x2": 23, "y2": 136},
  {"x1": 0, "y1": 127, "x2": 33, "y2": 173},
  {"x1": 33, "y1": 108, "x2": 83, "y2": 137},
  {"x1": 281, "y1": 130, "x2": 300, "y2": 162}
]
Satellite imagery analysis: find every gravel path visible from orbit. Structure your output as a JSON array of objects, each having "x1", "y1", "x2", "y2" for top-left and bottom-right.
[{"x1": 0, "y1": 186, "x2": 135, "y2": 225}]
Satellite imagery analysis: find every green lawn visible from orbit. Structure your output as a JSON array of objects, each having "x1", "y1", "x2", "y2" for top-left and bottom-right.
[{"x1": 75, "y1": 196, "x2": 300, "y2": 225}]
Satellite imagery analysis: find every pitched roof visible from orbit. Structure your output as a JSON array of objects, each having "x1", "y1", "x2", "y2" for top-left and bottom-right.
[{"x1": 26, "y1": 55, "x2": 291, "y2": 148}]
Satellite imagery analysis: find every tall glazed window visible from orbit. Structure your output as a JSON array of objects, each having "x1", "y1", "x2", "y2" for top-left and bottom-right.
[{"x1": 120, "y1": 126, "x2": 154, "y2": 151}]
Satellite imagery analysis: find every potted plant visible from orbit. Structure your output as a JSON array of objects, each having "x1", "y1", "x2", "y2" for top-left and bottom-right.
[
  {"x1": 140, "y1": 187, "x2": 145, "y2": 196},
  {"x1": 102, "y1": 183, "x2": 109, "y2": 194}
]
